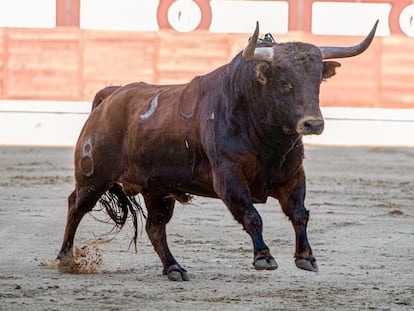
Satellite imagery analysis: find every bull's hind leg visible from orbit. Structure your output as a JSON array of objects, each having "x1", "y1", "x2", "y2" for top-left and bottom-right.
[
  {"x1": 273, "y1": 167, "x2": 318, "y2": 272},
  {"x1": 142, "y1": 190, "x2": 188, "y2": 281},
  {"x1": 57, "y1": 183, "x2": 108, "y2": 273}
]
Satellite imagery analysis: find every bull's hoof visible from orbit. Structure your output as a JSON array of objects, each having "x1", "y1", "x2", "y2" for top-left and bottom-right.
[
  {"x1": 253, "y1": 256, "x2": 278, "y2": 271},
  {"x1": 295, "y1": 257, "x2": 318, "y2": 272},
  {"x1": 167, "y1": 270, "x2": 190, "y2": 281},
  {"x1": 164, "y1": 266, "x2": 189, "y2": 281},
  {"x1": 57, "y1": 258, "x2": 77, "y2": 274}
]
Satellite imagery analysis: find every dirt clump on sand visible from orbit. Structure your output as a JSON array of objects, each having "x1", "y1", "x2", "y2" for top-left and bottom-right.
[
  {"x1": 56, "y1": 242, "x2": 103, "y2": 274},
  {"x1": 39, "y1": 242, "x2": 102, "y2": 274}
]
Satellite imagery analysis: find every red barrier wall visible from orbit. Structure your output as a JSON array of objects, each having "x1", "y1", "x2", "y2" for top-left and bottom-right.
[{"x1": 0, "y1": 27, "x2": 413, "y2": 109}]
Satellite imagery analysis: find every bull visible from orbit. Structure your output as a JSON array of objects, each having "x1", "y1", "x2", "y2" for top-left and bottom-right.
[{"x1": 57, "y1": 21, "x2": 378, "y2": 281}]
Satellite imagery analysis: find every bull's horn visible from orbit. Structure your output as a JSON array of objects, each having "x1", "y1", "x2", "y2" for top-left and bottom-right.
[
  {"x1": 242, "y1": 22, "x2": 274, "y2": 62},
  {"x1": 319, "y1": 20, "x2": 379, "y2": 59}
]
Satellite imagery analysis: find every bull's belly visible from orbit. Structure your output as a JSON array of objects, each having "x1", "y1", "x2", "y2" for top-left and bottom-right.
[
  {"x1": 149, "y1": 175, "x2": 219, "y2": 199},
  {"x1": 120, "y1": 163, "x2": 218, "y2": 198},
  {"x1": 120, "y1": 153, "x2": 281, "y2": 204},
  {"x1": 120, "y1": 166, "x2": 271, "y2": 205}
]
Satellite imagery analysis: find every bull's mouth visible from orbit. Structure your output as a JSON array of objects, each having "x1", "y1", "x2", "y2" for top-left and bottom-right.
[
  {"x1": 295, "y1": 118, "x2": 324, "y2": 135},
  {"x1": 282, "y1": 125, "x2": 297, "y2": 135}
]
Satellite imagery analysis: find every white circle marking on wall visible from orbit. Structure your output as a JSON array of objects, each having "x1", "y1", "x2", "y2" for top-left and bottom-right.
[
  {"x1": 400, "y1": 4, "x2": 414, "y2": 37},
  {"x1": 167, "y1": 0, "x2": 202, "y2": 32}
]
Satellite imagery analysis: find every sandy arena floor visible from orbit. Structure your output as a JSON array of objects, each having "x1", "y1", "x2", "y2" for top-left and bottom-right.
[{"x1": 0, "y1": 145, "x2": 413, "y2": 310}]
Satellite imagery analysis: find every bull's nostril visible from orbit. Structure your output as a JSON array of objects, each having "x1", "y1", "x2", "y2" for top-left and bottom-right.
[
  {"x1": 303, "y1": 121, "x2": 313, "y2": 131},
  {"x1": 297, "y1": 119, "x2": 324, "y2": 135}
]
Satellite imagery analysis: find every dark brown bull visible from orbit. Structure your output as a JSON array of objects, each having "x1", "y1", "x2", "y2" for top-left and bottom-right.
[{"x1": 57, "y1": 22, "x2": 378, "y2": 281}]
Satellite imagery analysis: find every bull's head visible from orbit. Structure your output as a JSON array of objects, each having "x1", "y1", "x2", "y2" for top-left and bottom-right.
[{"x1": 242, "y1": 21, "x2": 378, "y2": 136}]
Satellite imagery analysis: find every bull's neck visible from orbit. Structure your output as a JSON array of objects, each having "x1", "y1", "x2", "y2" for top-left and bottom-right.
[
  {"x1": 219, "y1": 95, "x2": 302, "y2": 166},
  {"x1": 254, "y1": 122, "x2": 303, "y2": 168},
  {"x1": 210, "y1": 60, "x2": 301, "y2": 156}
]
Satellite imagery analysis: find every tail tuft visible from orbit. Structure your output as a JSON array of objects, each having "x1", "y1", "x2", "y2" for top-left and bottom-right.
[{"x1": 97, "y1": 183, "x2": 146, "y2": 252}]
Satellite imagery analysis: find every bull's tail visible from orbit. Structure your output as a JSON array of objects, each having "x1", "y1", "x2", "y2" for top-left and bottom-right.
[{"x1": 96, "y1": 183, "x2": 146, "y2": 252}]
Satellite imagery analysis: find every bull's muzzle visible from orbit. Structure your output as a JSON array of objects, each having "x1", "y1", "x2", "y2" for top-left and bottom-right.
[{"x1": 296, "y1": 117, "x2": 324, "y2": 135}]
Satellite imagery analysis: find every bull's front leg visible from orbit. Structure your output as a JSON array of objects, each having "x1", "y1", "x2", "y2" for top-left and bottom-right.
[
  {"x1": 213, "y1": 169, "x2": 278, "y2": 271},
  {"x1": 273, "y1": 167, "x2": 318, "y2": 272}
]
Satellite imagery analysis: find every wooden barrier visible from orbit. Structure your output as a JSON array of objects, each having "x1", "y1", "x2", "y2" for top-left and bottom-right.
[{"x1": 0, "y1": 27, "x2": 413, "y2": 108}]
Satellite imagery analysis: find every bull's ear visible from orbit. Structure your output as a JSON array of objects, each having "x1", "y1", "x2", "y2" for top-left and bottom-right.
[
  {"x1": 323, "y1": 61, "x2": 341, "y2": 79},
  {"x1": 255, "y1": 62, "x2": 270, "y2": 85}
]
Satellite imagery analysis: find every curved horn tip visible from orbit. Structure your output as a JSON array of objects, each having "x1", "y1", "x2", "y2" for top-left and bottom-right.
[
  {"x1": 361, "y1": 19, "x2": 380, "y2": 48},
  {"x1": 319, "y1": 19, "x2": 379, "y2": 59},
  {"x1": 369, "y1": 19, "x2": 379, "y2": 36},
  {"x1": 255, "y1": 21, "x2": 259, "y2": 32},
  {"x1": 252, "y1": 21, "x2": 260, "y2": 41},
  {"x1": 373, "y1": 19, "x2": 379, "y2": 30},
  {"x1": 242, "y1": 21, "x2": 260, "y2": 60},
  {"x1": 361, "y1": 19, "x2": 379, "y2": 48}
]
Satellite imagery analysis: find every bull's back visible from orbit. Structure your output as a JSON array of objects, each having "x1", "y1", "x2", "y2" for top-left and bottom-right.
[
  {"x1": 91, "y1": 85, "x2": 121, "y2": 110},
  {"x1": 76, "y1": 82, "x2": 212, "y2": 193},
  {"x1": 119, "y1": 83, "x2": 209, "y2": 181}
]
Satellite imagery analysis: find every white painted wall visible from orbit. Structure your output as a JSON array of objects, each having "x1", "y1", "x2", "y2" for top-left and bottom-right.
[
  {"x1": 0, "y1": 0, "x2": 56, "y2": 28},
  {"x1": 1, "y1": 101, "x2": 413, "y2": 147}
]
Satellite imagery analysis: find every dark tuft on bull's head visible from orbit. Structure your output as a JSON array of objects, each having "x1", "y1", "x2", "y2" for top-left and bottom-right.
[{"x1": 241, "y1": 21, "x2": 378, "y2": 136}]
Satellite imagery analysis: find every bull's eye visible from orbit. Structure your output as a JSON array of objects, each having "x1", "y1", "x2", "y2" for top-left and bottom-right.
[{"x1": 280, "y1": 80, "x2": 293, "y2": 94}]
